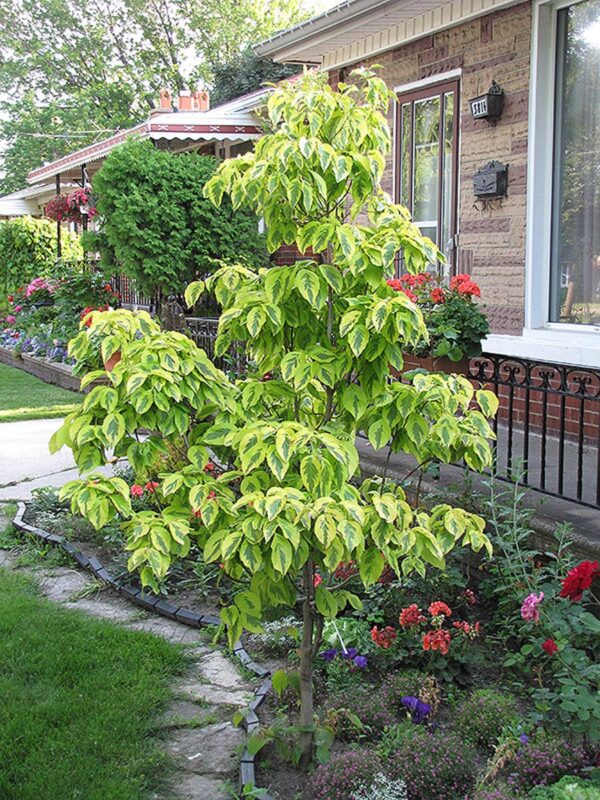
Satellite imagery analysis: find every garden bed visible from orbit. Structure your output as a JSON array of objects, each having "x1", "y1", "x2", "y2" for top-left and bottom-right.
[
  {"x1": 0, "y1": 346, "x2": 82, "y2": 392},
  {"x1": 21, "y1": 481, "x2": 600, "y2": 800}
]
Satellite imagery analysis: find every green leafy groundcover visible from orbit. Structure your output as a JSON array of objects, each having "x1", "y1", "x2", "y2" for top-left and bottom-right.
[
  {"x1": 0, "y1": 363, "x2": 82, "y2": 422},
  {"x1": 0, "y1": 568, "x2": 186, "y2": 800}
]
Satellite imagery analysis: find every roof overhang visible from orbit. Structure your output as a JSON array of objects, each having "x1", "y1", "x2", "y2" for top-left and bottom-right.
[
  {"x1": 26, "y1": 106, "x2": 265, "y2": 185},
  {"x1": 256, "y1": 0, "x2": 523, "y2": 70}
]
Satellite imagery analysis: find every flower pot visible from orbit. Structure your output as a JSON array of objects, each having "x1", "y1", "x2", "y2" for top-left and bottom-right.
[
  {"x1": 390, "y1": 353, "x2": 469, "y2": 379},
  {"x1": 104, "y1": 350, "x2": 122, "y2": 372}
]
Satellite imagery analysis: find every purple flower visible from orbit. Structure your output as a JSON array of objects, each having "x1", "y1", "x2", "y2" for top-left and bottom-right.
[
  {"x1": 520, "y1": 592, "x2": 544, "y2": 622},
  {"x1": 519, "y1": 733, "x2": 529, "y2": 744},
  {"x1": 320, "y1": 648, "x2": 337, "y2": 662},
  {"x1": 353, "y1": 655, "x2": 368, "y2": 669},
  {"x1": 341, "y1": 647, "x2": 358, "y2": 660},
  {"x1": 401, "y1": 695, "x2": 432, "y2": 724}
]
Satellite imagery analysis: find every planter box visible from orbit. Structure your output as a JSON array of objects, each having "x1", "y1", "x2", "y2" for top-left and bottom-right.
[
  {"x1": 0, "y1": 347, "x2": 85, "y2": 393},
  {"x1": 391, "y1": 353, "x2": 469, "y2": 379}
]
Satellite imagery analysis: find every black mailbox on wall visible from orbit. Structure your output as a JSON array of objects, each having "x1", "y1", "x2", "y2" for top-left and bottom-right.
[{"x1": 473, "y1": 161, "x2": 509, "y2": 199}]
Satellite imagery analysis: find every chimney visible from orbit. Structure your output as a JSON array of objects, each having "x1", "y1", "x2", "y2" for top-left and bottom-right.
[
  {"x1": 150, "y1": 88, "x2": 173, "y2": 116},
  {"x1": 178, "y1": 90, "x2": 191, "y2": 111},
  {"x1": 192, "y1": 90, "x2": 210, "y2": 112}
]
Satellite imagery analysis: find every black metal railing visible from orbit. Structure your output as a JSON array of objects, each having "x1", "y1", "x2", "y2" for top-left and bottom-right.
[
  {"x1": 185, "y1": 316, "x2": 247, "y2": 375},
  {"x1": 468, "y1": 355, "x2": 600, "y2": 508},
  {"x1": 110, "y1": 274, "x2": 160, "y2": 311}
]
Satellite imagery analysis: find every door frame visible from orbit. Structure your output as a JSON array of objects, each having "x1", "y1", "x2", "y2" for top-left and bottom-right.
[{"x1": 394, "y1": 77, "x2": 461, "y2": 273}]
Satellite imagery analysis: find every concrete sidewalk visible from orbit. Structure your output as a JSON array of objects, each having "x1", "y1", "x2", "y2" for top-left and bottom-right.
[{"x1": 0, "y1": 418, "x2": 113, "y2": 500}]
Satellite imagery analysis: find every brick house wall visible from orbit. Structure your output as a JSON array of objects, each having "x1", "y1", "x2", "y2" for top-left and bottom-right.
[{"x1": 329, "y1": 1, "x2": 532, "y2": 336}]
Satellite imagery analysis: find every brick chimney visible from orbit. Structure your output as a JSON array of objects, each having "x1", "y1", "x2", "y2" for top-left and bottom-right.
[
  {"x1": 177, "y1": 89, "x2": 192, "y2": 111},
  {"x1": 150, "y1": 88, "x2": 173, "y2": 116},
  {"x1": 176, "y1": 88, "x2": 210, "y2": 112},
  {"x1": 192, "y1": 90, "x2": 210, "y2": 111}
]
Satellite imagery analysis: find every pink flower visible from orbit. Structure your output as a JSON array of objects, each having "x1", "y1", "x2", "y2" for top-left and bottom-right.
[
  {"x1": 130, "y1": 484, "x2": 144, "y2": 497},
  {"x1": 5, "y1": 315, "x2": 15, "y2": 325},
  {"x1": 13, "y1": 305, "x2": 22, "y2": 313},
  {"x1": 521, "y1": 592, "x2": 544, "y2": 622}
]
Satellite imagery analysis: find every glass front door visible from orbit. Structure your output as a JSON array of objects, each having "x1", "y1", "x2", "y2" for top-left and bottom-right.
[{"x1": 396, "y1": 80, "x2": 460, "y2": 273}]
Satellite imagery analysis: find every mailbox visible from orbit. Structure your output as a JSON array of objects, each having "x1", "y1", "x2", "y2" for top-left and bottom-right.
[
  {"x1": 473, "y1": 161, "x2": 509, "y2": 199},
  {"x1": 469, "y1": 81, "x2": 504, "y2": 123}
]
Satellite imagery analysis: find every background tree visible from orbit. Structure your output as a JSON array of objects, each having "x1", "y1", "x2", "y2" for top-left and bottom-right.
[
  {"x1": 52, "y1": 71, "x2": 498, "y2": 767},
  {"x1": 89, "y1": 139, "x2": 267, "y2": 297},
  {"x1": 210, "y1": 47, "x2": 301, "y2": 108},
  {"x1": 0, "y1": 0, "x2": 316, "y2": 192}
]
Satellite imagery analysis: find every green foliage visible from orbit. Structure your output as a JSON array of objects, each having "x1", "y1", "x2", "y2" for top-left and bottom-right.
[
  {"x1": 454, "y1": 689, "x2": 519, "y2": 751},
  {"x1": 528, "y1": 776, "x2": 600, "y2": 799},
  {"x1": 53, "y1": 70, "x2": 497, "y2": 763},
  {"x1": 0, "y1": 216, "x2": 81, "y2": 296},
  {"x1": 211, "y1": 46, "x2": 301, "y2": 108},
  {"x1": 480, "y1": 475, "x2": 600, "y2": 741},
  {"x1": 91, "y1": 139, "x2": 267, "y2": 296},
  {"x1": 0, "y1": 0, "x2": 312, "y2": 191}
]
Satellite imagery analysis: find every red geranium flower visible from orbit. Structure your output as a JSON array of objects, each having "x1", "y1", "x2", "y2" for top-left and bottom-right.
[
  {"x1": 430, "y1": 288, "x2": 445, "y2": 304},
  {"x1": 204, "y1": 461, "x2": 216, "y2": 473},
  {"x1": 423, "y1": 629, "x2": 451, "y2": 655},
  {"x1": 371, "y1": 625, "x2": 397, "y2": 649},
  {"x1": 130, "y1": 484, "x2": 144, "y2": 497},
  {"x1": 399, "y1": 603, "x2": 426, "y2": 628},
  {"x1": 542, "y1": 638, "x2": 559, "y2": 656},
  {"x1": 386, "y1": 278, "x2": 402, "y2": 291},
  {"x1": 145, "y1": 481, "x2": 159, "y2": 493},
  {"x1": 428, "y1": 601, "x2": 452, "y2": 618},
  {"x1": 334, "y1": 561, "x2": 358, "y2": 581},
  {"x1": 313, "y1": 573, "x2": 323, "y2": 588},
  {"x1": 559, "y1": 560, "x2": 599, "y2": 602}
]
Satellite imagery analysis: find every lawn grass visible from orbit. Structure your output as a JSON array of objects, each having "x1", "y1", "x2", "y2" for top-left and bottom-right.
[
  {"x1": 0, "y1": 362, "x2": 82, "y2": 422},
  {"x1": 0, "y1": 568, "x2": 187, "y2": 800}
]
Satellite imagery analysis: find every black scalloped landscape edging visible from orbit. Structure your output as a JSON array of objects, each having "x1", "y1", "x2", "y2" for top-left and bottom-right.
[{"x1": 12, "y1": 501, "x2": 274, "y2": 800}]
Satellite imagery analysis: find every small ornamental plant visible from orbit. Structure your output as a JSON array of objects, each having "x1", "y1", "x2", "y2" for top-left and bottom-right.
[
  {"x1": 45, "y1": 188, "x2": 97, "y2": 225},
  {"x1": 50, "y1": 70, "x2": 497, "y2": 765},
  {"x1": 387, "y1": 271, "x2": 489, "y2": 362}
]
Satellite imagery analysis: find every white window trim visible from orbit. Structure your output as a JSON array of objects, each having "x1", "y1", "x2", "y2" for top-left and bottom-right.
[
  {"x1": 393, "y1": 68, "x2": 462, "y2": 95},
  {"x1": 508, "y1": 0, "x2": 600, "y2": 367},
  {"x1": 392, "y1": 69, "x2": 463, "y2": 261}
]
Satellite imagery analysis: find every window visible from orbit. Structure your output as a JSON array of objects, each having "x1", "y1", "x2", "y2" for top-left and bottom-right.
[
  {"x1": 396, "y1": 80, "x2": 459, "y2": 272},
  {"x1": 550, "y1": 0, "x2": 600, "y2": 325}
]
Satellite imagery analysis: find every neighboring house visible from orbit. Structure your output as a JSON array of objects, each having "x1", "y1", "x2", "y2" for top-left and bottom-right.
[
  {"x1": 21, "y1": 88, "x2": 265, "y2": 195},
  {"x1": 256, "y1": 0, "x2": 600, "y2": 370},
  {"x1": 257, "y1": 0, "x2": 600, "y2": 513},
  {"x1": 0, "y1": 184, "x2": 65, "y2": 218}
]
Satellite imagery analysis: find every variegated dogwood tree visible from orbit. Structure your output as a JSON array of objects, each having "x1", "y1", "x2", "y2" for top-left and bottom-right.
[{"x1": 52, "y1": 70, "x2": 498, "y2": 765}]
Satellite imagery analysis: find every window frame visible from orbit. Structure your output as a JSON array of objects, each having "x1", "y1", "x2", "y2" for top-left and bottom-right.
[
  {"x1": 394, "y1": 77, "x2": 461, "y2": 273},
  {"x1": 526, "y1": 0, "x2": 600, "y2": 338}
]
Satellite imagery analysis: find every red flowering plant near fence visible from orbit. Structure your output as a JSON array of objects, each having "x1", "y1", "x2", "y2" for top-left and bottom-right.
[
  {"x1": 45, "y1": 188, "x2": 97, "y2": 225},
  {"x1": 505, "y1": 558, "x2": 600, "y2": 740},
  {"x1": 387, "y1": 271, "x2": 489, "y2": 362}
]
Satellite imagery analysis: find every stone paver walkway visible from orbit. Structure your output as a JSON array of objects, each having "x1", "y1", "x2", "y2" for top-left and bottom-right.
[{"x1": 0, "y1": 508, "x2": 252, "y2": 800}]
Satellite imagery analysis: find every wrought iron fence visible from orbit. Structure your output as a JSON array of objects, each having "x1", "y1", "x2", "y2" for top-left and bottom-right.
[
  {"x1": 110, "y1": 274, "x2": 160, "y2": 311},
  {"x1": 120, "y1": 294, "x2": 600, "y2": 510},
  {"x1": 185, "y1": 316, "x2": 247, "y2": 375},
  {"x1": 468, "y1": 355, "x2": 600, "y2": 508}
]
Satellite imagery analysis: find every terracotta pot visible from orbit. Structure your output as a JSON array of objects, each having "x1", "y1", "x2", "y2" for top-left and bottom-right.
[
  {"x1": 390, "y1": 353, "x2": 469, "y2": 379},
  {"x1": 104, "y1": 350, "x2": 122, "y2": 372}
]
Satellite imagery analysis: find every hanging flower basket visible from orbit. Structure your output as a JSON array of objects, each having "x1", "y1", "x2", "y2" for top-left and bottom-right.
[{"x1": 45, "y1": 188, "x2": 97, "y2": 224}]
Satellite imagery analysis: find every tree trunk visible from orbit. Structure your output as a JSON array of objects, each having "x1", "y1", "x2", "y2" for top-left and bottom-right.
[{"x1": 299, "y1": 562, "x2": 315, "y2": 768}]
